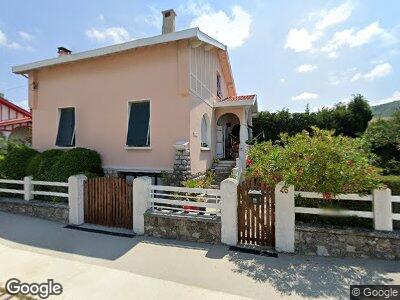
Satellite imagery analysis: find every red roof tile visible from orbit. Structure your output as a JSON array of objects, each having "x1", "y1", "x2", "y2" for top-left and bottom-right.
[{"x1": 220, "y1": 94, "x2": 256, "y2": 102}]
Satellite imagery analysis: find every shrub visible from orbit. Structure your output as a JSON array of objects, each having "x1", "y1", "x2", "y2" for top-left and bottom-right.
[
  {"x1": 182, "y1": 171, "x2": 215, "y2": 188},
  {"x1": 48, "y1": 148, "x2": 102, "y2": 182},
  {"x1": 381, "y1": 175, "x2": 400, "y2": 195},
  {"x1": 0, "y1": 144, "x2": 38, "y2": 179},
  {"x1": 246, "y1": 127, "x2": 382, "y2": 197},
  {"x1": 27, "y1": 149, "x2": 65, "y2": 180}
]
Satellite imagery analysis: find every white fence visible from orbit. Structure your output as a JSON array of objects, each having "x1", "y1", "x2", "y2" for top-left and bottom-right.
[
  {"x1": 149, "y1": 185, "x2": 221, "y2": 216},
  {"x1": 0, "y1": 176, "x2": 68, "y2": 201}
]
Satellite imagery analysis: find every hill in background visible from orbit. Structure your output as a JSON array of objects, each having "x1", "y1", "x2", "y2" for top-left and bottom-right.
[{"x1": 371, "y1": 100, "x2": 400, "y2": 117}]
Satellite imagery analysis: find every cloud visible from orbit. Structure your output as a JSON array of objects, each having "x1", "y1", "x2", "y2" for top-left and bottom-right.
[
  {"x1": 143, "y1": 6, "x2": 162, "y2": 28},
  {"x1": 372, "y1": 91, "x2": 400, "y2": 105},
  {"x1": 315, "y1": 1, "x2": 354, "y2": 30},
  {"x1": 296, "y1": 64, "x2": 317, "y2": 73},
  {"x1": 279, "y1": 78, "x2": 285, "y2": 83},
  {"x1": 351, "y1": 63, "x2": 392, "y2": 81},
  {"x1": 292, "y1": 92, "x2": 319, "y2": 101},
  {"x1": 0, "y1": 29, "x2": 23, "y2": 49},
  {"x1": 18, "y1": 31, "x2": 34, "y2": 41},
  {"x1": 188, "y1": 3, "x2": 252, "y2": 48},
  {"x1": 86, "y1": 27, "x2": 131, "y2": 44},
  {"x1": 285, "y1": 28, "x2": 321, "y2": 52},
  {"x1": 321, "y1": 22, "x2": 395, "y2": 54},
  {"x1": 99, "y1": 14, "x2": 105, "y2": 21}
]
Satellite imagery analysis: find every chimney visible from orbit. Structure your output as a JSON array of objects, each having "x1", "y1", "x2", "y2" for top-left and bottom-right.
[
  {"x1": 0, "y1": 92, "x2": 4, "y2": 98},
  {"x1": 162, "y1": 9, "x2": 176, "y2": 34},
  {"x1": 57, "y1": 46, "x2": 72, "y2": 57}
]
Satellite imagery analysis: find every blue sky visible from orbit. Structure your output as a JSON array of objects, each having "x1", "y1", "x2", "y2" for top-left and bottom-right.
[{"x1": 1, "y1": 0, "x2": 399, "y2": 112}]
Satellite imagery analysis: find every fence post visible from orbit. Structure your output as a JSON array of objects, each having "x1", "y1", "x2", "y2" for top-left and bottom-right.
[
  {"x1": 132, "y1": 177, "x2": 151, "y2": 234},
  {"x1": 373, "y1": 188, "x2": 392, "y2": 231},
  {"x1": 220, "y1": 178, "x2": 238, "y2": 246},
  {"x1": 275, "y1": 181, "x2": 295, "y2": 253},
  {"x1": 68, "y1": 174, "x2": 87, "y2": 225},
  {"x1": 23, "y1": 176, "x2": 33, "y2": 201}
]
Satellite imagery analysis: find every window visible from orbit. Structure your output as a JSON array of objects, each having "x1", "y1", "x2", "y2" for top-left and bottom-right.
[
  {"x1": 216, "y1": 72, "x2": 222, "y2": 99},
  {"x1": 126, "y1": 101, "x2": 150, "y2": 147},
  {"x1": 201, "y1": 114, "x2": 210, "y2": 148},
  {"x1": 56, "y1": 107, "x2": 75, "y2": 147}
]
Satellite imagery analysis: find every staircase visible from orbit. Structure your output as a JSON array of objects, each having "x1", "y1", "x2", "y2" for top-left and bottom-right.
[{"x1": 211, "y1": 160, "x2": 236, "y2": 187}]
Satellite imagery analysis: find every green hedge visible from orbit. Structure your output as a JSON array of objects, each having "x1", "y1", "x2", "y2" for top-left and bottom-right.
[
  {"x1": 0, "y1": 144, "x2": 38, "y2": 179},
  {"x1": 48, "y1": 147, "x2": 103, "y2": 182},
  {"x1": 27, "y1": 149, "x2": 64, "y2": 180},
  {"x1": 380, "y1": 175, "x2": 400, "y2": 195}
]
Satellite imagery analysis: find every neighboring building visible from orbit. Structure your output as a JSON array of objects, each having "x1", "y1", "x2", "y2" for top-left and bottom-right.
[
  {"x1": 12, "y1": 9, "x2": 257, "y2": 183},
  {"x1": 0, "y1": 93, "x2": 32, "y2": 144}
]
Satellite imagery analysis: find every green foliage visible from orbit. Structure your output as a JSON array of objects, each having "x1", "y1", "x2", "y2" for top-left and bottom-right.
[
  {"x1": 0, "y1": 144, "x2": 38, "y2": 179},
  {"x1": 252, "y1": 94, "x2": 372, "y2": 143},
  {"x1": 48, "y1": 147, "x2": 103, "y2": 182},
  {"x1": 363, "y1": 111, "x2": 400, "y2": 175},
  {"x1": 182, "y1": 171, "x2": 216, "y2": 188},
  {"x1": 246, "y1": 128, "x2": 382, "y2": 196},
  {"x1": 380, "y1": 175, "x2": 400, "y2": 195},
  {"x1": 27, "y1": 149, "x2": 65, "y2": 180},
  {"x1": 371, "y1": 100, "x2": 400, "y2": 117}
]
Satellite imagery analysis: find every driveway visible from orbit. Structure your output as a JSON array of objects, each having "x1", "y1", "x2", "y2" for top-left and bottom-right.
[{"x1": 0, "y1": 211, "x2": 400, "y2": 299}]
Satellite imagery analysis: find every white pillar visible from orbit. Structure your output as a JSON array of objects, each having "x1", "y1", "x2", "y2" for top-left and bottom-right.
[
  {"x1": 68, "y1": 175, "x2": 87, "y2": 225},
  {"x1": 23, "y1": 176, "x2": 33, "y2": 201},
  {"x1": 275, "y1": 181, "x2": 295, "y2": 253},
  {"x1": 132, "y1": 177, "x2": 151, "y2": 235},
  {"x1": 373, "y1": 188, "x2": 392, "y2": 231},
  {"x1": 220, "y1": 178, "x2": 238, "y2": 246}
]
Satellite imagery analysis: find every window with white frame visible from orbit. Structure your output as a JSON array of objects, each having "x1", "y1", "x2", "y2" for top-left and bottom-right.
[
  {"x1": 201, "y1": 114, "x2": 210, "y2": 148},
  {"x1": 126, "y1": 100, "x2": 150, "y2": 147},
  {"x1": 56, "y1": 107, "x2": 75, "y2": 147}
]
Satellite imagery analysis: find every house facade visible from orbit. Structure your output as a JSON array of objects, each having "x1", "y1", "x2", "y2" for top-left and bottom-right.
[
  {"x1": 0, "y1": 94, "x2": 32, "y2": 144},
  {"x1": 12, "y1": 10, "x2": 257, "y2": 183}
]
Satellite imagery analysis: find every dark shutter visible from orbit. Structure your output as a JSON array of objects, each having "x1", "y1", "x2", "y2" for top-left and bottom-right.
[
  {"x1": 126, "y1": 102, "x2": 150, "y2": 147},
  {"x1": 56, "y1": 108, "x2": 75, "y2": 147}
]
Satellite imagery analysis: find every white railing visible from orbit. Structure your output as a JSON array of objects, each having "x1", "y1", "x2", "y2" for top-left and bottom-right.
[
  {"x1": 0, "y1": 177, "x2": 68, "y2": 200},
  {"x1": 294, "y1": 189, "x2": 396, "y2": 230},
  {"x1": 149, "y1": 185, "x2": 221, "y2": 216}
]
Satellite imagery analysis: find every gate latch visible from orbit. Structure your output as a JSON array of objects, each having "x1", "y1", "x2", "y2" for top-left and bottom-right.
[{"x1": 248, "y1": 190, "x2": 262, "y2": 204}]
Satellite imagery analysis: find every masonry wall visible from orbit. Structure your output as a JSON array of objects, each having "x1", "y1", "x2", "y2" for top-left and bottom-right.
[
  {"x1": 296, "y1": 224, "x2": 400, "y2": 260},
  {"x1": 144, "y1": 210, "x2": 221, "y2": 244},
  {"x1": 0, "y1": 198, "x2": 69, "y2": 223}
]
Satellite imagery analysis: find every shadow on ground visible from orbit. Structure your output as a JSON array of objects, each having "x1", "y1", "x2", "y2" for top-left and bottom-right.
[
  {"x1": 0, "y1": 211, "x2": 214, "y2": 260},
  {"x1": 227, "y1": 250, "x2": 399, "y2": 299}
]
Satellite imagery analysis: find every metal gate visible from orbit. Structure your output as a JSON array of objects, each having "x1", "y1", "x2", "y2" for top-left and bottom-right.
[
  {"x1": 237, "y1": 178, "x2": 275, "y2": 247},
  {"x1": 84, "y1": 177, "x2": 133, "y2": 229}
]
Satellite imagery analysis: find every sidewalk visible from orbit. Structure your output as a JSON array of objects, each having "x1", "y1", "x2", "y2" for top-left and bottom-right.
[{"x1": 0, "y1": 211, "x2": 400, "y2": 299}]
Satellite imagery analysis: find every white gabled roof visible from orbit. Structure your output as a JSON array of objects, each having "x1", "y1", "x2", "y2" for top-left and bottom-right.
[{"x1": 12, "y1": 28, "x2": 227, "y2": 74}]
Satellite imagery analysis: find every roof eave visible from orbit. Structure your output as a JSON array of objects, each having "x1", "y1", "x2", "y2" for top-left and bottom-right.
[{"x1": 12, "y1": 28, "x2": 227, "y2": 74}]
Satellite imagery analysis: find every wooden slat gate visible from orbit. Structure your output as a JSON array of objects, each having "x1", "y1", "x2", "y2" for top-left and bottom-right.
[
  {"x1": 237, "y1": 178, "x2": 275, "y2": 247},
  {"x1": 84, "y1": 177, "x2": 133, "y2": 230}
]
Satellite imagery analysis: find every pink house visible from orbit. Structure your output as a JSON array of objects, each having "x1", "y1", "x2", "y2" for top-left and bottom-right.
[{"x1": 12, "y1": 10, "x2": 257, "y2": 183}]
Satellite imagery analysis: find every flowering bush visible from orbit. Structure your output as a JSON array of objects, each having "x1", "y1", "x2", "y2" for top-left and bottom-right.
[{"x1": 245, "y1": 127, "x2": 382, "y2": 197}]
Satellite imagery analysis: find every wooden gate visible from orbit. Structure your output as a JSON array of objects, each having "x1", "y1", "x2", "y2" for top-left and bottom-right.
[
  {"x1": 84, "y1": 177, "x2": 133, "y2": 229},
  {"x1": 237, "y1": 178, "x2": 275, "y2": 247}
]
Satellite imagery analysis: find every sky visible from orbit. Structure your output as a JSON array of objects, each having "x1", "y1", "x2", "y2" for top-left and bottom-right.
[{"x1": 0, "y1": 0, "x2": 399, "y2": 112}]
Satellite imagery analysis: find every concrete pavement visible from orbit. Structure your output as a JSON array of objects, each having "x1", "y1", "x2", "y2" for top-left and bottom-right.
[{"x1": 0, "y1": 211, "x2": 400, "y2": 299}]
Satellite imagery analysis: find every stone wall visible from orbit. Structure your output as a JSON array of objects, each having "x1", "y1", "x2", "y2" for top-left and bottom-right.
[
  {"x1": 144, "y1": 210, "x2": 221, "y2": 244},
  {"x1": 171, "y1": 143, "x2": 191, "y2": 184},
  {"x1": 0, "y1": 197, "x2": 69, "y2": 223},
  {"x1": 296, "y1": 224, "x2": 400, "y2": 260}
]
